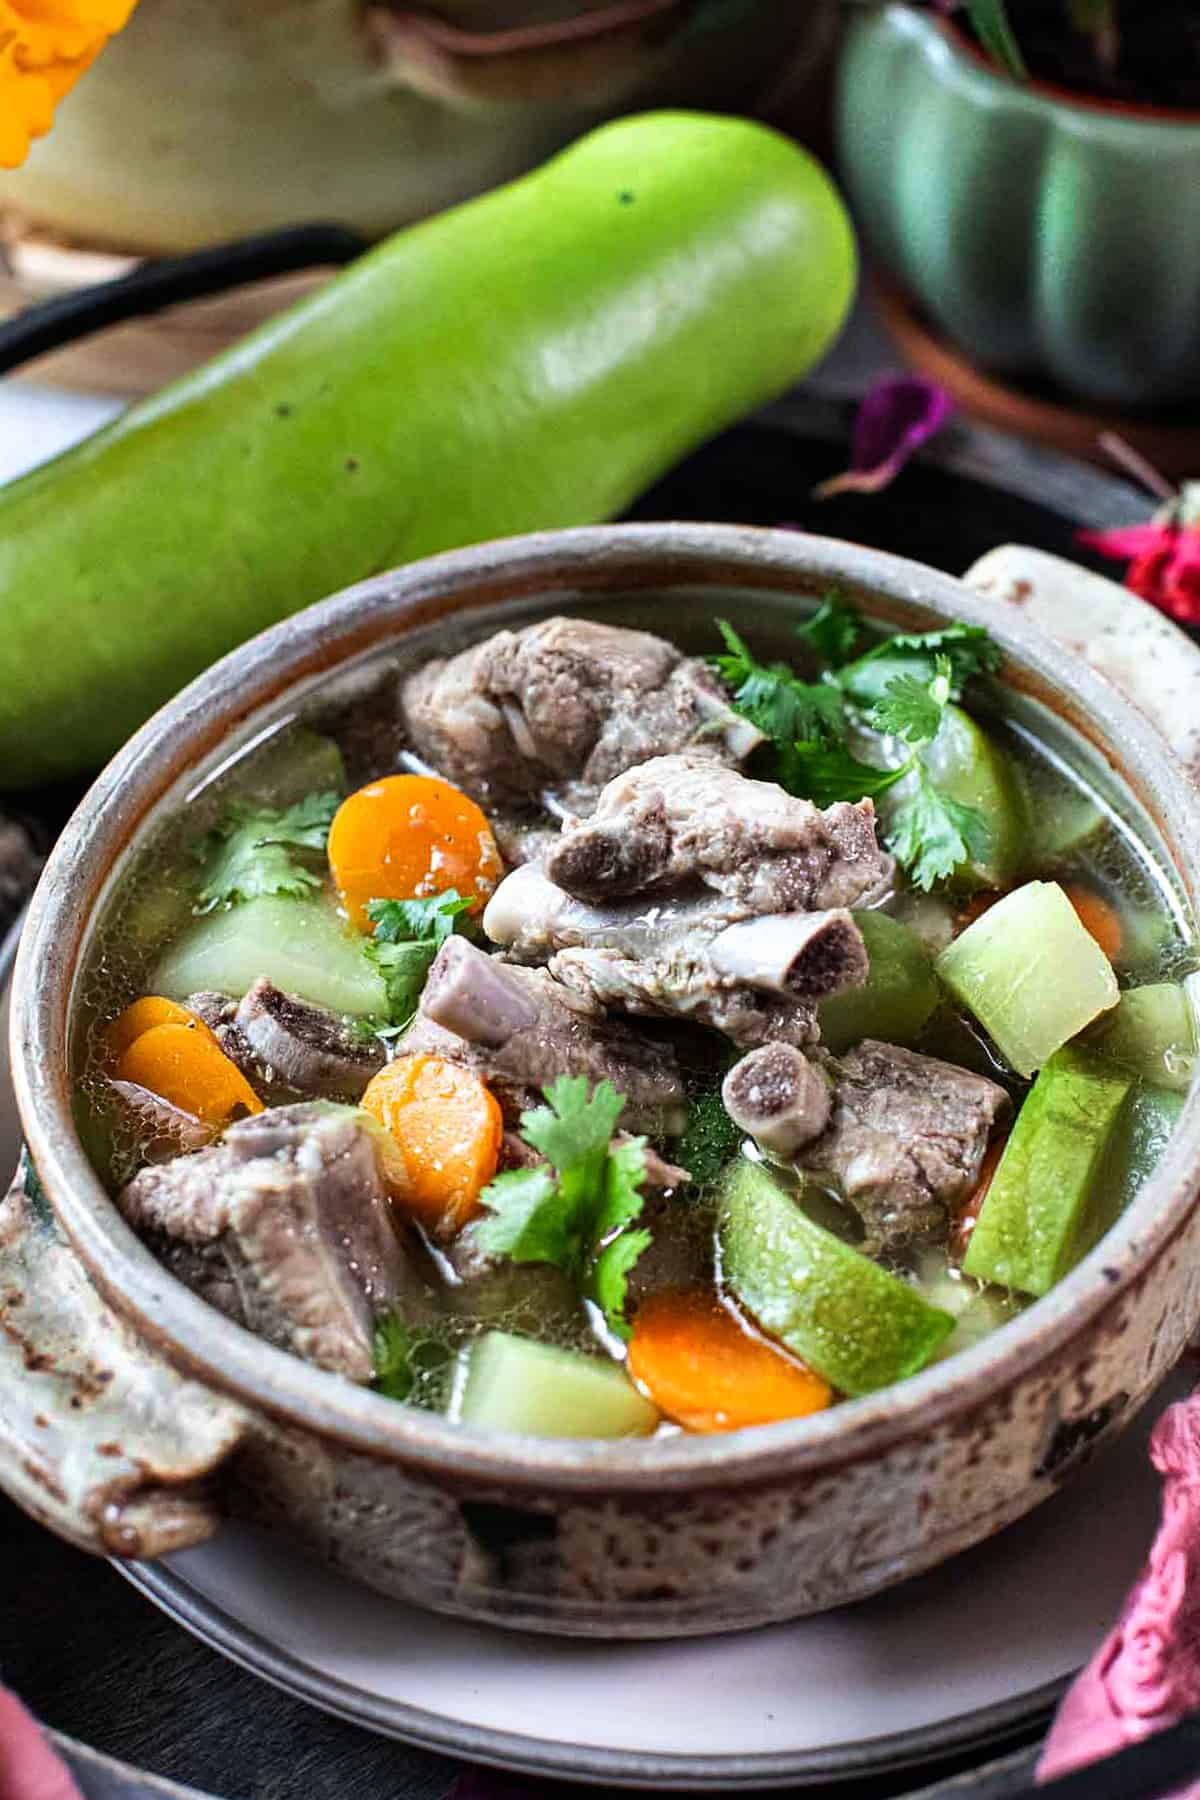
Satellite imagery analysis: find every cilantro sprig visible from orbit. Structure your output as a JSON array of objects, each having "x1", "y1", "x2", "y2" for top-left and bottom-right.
[
  {"x1": 364, "y1": 890, "x2": 474, "y2": 1031},
  {"x1": 197, "y1": 791, "x2": 340, "y2": 910},
  {"x1": 469, "y1": 1076, "x2": 651, "y2": 1340},
  {"x1": 711, "y1": 604, "x2": 1001, "y2": 891},
  {"x1": 835, "y1": 622, "x2": 1002, "y2": 706},
  {"x1": 794, "y1": 590, "x2": 862, "y2": 665},
  {"x1": 713, "y1": 621, "x2": 845, "y2": 748}
]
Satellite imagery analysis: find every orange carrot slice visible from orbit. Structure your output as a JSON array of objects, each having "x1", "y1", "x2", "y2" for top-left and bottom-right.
[
  {"x1": 361, "y1": 1053, "x2": 503, "y2": 1233},
  {"x1": 1063, "y1": 883, "x2": 1123, "y2": 962},
  {"x1": 952, "y1": 1134, "x2": 1007, "y2": 1262},
  {"x1": 628, "y1": 1289, "x2": 832, "y2": 1433},
  {"x1": 114, "y1": 1022, "x2": 263, "y2": 1126},
  {"x1": 105, "y1": 995, "x2": 218, "y2": 1065},
  {"x1": 328, "y1": 774, "x2": 502, "y2": 931}
]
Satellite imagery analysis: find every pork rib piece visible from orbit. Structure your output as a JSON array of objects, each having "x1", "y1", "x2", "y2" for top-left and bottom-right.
[
  {"x1": 484, "y1": 864, "x2": 868, "y2": 1048},
  {"x1": 119, "y1": 1104, "x2": 421, "y2": 1382},
  {"x1": 187, "y1": 985, "x2": 384, "y2": 1102},
  {"x1": 722, "y1": 1044, "x2": 832, "y2": 1159},
  {"x1": 545, "y1": 754, "x2": 887, "y2": 913},
  {"x1": 801, "y1": 1041, "x2": 1010, "y2": 1252},
  {"x1": 397, "y1": 936, "x2": 687, "y2": 1133},
  {"x1": 235, "y1": 979, "x2": 384, "y2": 1099},
  {"x1": 401, "y1": 618, "x2": 761, "y2": 810}
]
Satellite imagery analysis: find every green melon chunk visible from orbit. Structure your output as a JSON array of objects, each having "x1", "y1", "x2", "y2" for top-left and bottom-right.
[
  {"x1": 1014, "y1": 767, "x2": 1106, "y2": 868},
  {"x1": 963, "y1": 1048, "x2": 1133, "y2": 1297},
  {"x1": 818, "y1": 911, "x2": 940, "y2": 1055},
  {"x1": 936, "y1": 880, "x2": 1119, "y2": 1076},
  {"x1": 243, "y1": 729, "x2": 346, "y2": 806},
  {"x1": 719, "y1": 1160, "x2": 955, "y2": 1397},
  {"x1": 155, "y1": 895, "x2": 386, "y2": 1017},
  {"x1": 454, "y1": 1332, "x2": 659, "y2": 1439},
  {"x1": 1107, "y1": 1084, "x2": 1186, "y2": 1221},
  {"x1": 1089, "y1": 984, "x2": 1196, "y2": 1095},
  {"x1": 915, "y1": 704, "x2": 1026, "y2": 890}
]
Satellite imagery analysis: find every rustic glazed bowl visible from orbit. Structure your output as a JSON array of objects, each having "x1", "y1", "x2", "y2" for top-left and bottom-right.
[{"x1": 4, "y1": 524, "x2": 1200, "y2": 1639}]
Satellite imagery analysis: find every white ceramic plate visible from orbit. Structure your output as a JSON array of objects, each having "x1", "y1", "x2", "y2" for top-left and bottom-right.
[{"x1": 119, "y1": 1373, "x2": 1185, "y2": 1791}]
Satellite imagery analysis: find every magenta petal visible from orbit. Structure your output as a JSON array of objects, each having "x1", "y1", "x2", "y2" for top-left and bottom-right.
[
  {"x1": 814, "y1": 377, "x2": 954, "y2": 500},
  {"x1": 1077, "y1": 525, "x2": 1174, "y2": 560},
  {"x1": 1037, "y1": 1392, "x2": 1200, "y2": 1794}
]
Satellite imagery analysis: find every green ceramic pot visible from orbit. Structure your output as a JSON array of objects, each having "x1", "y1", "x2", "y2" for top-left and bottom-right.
[{"x1": 837, "y1": 4, "x2": 1200, "y2": 412}]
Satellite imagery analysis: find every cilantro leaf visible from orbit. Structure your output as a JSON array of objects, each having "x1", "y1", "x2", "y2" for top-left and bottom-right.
[
  {"x1": 782, "y1": 740, "x2": 910, "y2": 808},
  {"x1": 794, "y1": 590, "x2": 861, "y2": 666},
  {"x1": 368, "y1": 892, "x2": 473, "y2": 946},
  {"x1": 712, "y1": 620, "x2": 845, "y2": 748},
  {"x1": 373, "y1": 1313, "x2": 417, "y2": 1401},
  {"x1": 869, "y1": 655, "x2": 953, "y2": 746},
  {"x1": 363, "y1": 889, "x2": 473, "y2": 1029},
  {"x1": 592, "y1": 1227, "x2": 653, "y2": 1339},
  {"x1": 592, "y1": 1131, "x2": 649, "y2": 1243},
  {"x1": 837, "y1": 624, "x2": 1000, "y2": 705},
  {"x1": 471, "y1": 1166, "x2": 569, "y2": 1264},
  {"x1": 197, "y1": 790, "x2": 339, "y2": 909},
  {"x1": 366, "y1": 939, "x2": 442, "y2": 1029},
  {"x1": 708, "y1": 615, "x2": 1000, "y2": 892},
  {"x1": 471, "y1": 1079, "x2": 651, "y2": 1338},
  {"x1": 886, "y1": 769, "x2": 990, "y2": 892},
  {"x1": 522, "y1": 1075, "x2": 626, "y2": 1174}
]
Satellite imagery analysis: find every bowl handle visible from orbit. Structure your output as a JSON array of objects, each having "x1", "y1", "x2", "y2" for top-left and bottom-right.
[
  {"x1": 964, "y1": 545, "x2": 1200, "y2": 781},
  {"x1": 0, "y1": 1153, "x2": 249, "y2": 1558}
]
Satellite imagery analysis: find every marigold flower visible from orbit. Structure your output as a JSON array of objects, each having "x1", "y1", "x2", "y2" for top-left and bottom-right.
[{"x1": 0, "y1": 0, "x2": 139, "y2": 168}]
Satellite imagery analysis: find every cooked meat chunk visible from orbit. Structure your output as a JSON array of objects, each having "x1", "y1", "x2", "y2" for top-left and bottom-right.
[
  {"x1": 109, "y1": 1078, "x2": 219, "y2": 1161},
  {"x1": 186, "y1": 985, "x2": 383, "y2": 1101},
  {"x1": 800, "y1": 1041, "x2": 1010, "y2": 1252},
  {"x1": 401, "y1": 618, "x2": 761, "y2": 810},
  {"x1": 186, "y1": 991, "x2": 257, "y2": 1073},
  {"x1": 398, "y1": 937, "x2": 687, "y2": 1133},
  {"x1": 235, "y1": 979, "x2": 384, "y2": 1099},
  {"x1": 119, "y1": 1104, "x2": 420, "y2": 1382},
  {"x1": 545, "y1": 755, "x2": 887, "y2": 915},
  {"x1": 722, "y1": 1045, "x2": 832, "y2": 1159},
  {"x1": 548, "y1": 944, "x2": 820, "y2": 1048},
  {"x1": 485, "y1": 862, "x2": 866, "y2": 1047}
]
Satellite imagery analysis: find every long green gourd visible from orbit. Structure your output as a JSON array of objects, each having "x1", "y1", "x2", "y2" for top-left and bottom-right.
[{"x1": 0, "y1": 112, "x2": 856, "y2": 787}]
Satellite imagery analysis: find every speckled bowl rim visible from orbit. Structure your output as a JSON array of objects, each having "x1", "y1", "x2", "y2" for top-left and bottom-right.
[{"x1": 13, "y1": 523, "x2": 1200, "y2": 1493}]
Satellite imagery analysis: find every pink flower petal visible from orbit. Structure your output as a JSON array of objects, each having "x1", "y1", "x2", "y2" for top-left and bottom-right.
[
  {"x1": 1078, "y1": 523, "x2": 1200, "y2": 626},
  {"x1": 1077, "y1": 525, "x2": 1173, "y2": 561},
  {"x1": 814, "y1": 377, "x2": 955, "y2": 500},
  {"x1": 0, "y1": 1689, "x2": 83, "y2": 1800},
  {"x1": 1037, "y1": 1391, "x2": 1200, "y2": 1795}
]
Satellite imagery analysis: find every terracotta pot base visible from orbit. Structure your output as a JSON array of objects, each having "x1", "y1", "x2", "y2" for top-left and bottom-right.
[{"x1": 877, "y1": 279, "x2": 1200, "y2": 483}]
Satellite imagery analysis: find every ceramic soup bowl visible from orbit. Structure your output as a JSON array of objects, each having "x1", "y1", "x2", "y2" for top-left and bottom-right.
[{"x1": 4, "y1": 524, "x2": 1200, "y2": 1638}]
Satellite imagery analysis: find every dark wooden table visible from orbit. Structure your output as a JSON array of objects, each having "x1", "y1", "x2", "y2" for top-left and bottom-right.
[{"x1": 0, "y1": 351, "x2": 1160, "y2": 1799}]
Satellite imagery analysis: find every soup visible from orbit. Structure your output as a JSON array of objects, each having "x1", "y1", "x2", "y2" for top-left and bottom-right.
[{"x1": 74, "y1": 594, "x2": 1197, "y2": 1439}]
